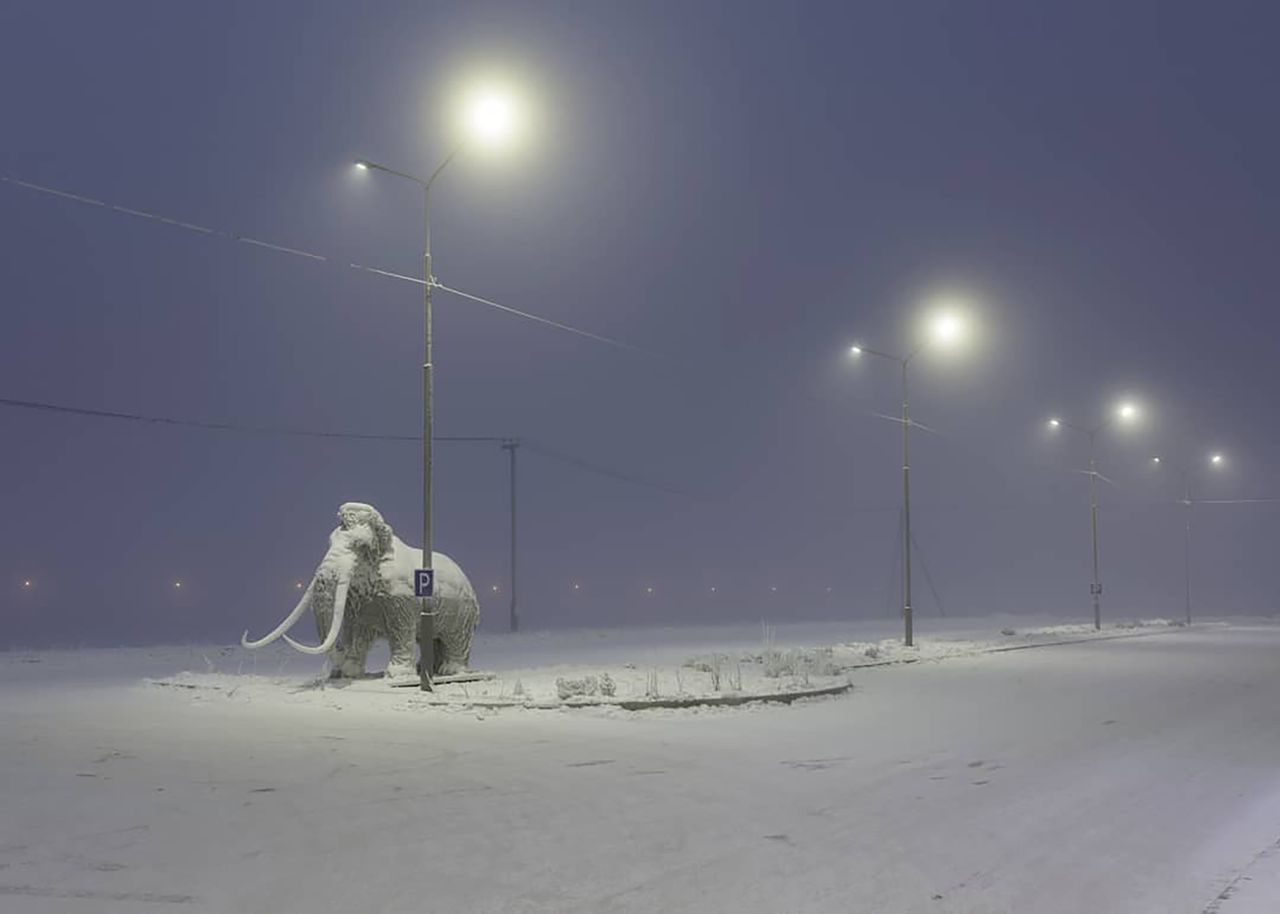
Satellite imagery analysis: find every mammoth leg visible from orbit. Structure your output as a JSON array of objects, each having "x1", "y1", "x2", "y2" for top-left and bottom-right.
[
  {"x1": 432, "y1": 594, "x2": 481, "y2": 676},
  {"x1": 385, "y1": 596, "x2": 419, "y2": 681}
]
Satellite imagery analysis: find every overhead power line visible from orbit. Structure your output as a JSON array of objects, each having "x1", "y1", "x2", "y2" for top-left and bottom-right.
[
  {"x1": 0, "y1": 395, "x2": 689, "y2": 498},
  {"x1": 433, "y1": 283, "x2": 651, "y2": 356},
  {"x1": 1, "y1": 173, "x2": 647, "y2": 355},
  {"x1": 0, "y1": 395, "x2": 417, "y2": 441},
  {"x1": 522, "y1": 440, "x2": 695, "y2": 498}
]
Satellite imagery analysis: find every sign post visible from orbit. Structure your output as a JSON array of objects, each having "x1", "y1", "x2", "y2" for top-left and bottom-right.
[{"x1": 415, "y1": 569, "x2": 435, "y2": 689}]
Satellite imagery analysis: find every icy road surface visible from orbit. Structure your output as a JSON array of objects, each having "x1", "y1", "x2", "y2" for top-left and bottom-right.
[{"x1": 2, "y1": 620, "x2": 1279, "y2": 913}]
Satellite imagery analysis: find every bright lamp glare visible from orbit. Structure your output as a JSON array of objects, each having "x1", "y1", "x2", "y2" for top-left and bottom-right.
[
  {"x1": 1116, "y1": 402, "x2": 1139, "y2": 421},
  {"x1": 463, "y1": 86, "x2": 520, "y2": 146},
  {"x1": 353, "y1": 161, "x2": 369, "y2": 171},
  {"x1": 1210, "y1": 453, "x2": 1224, "y2": 465},
  {"x1": 928, "y1": 311, "x2": 966, "y2": 346},
  {"x1": 1152, "y1": 456, "x2": 1162, "y2": 464},
  {"x1": 1048, "y1": 418, "x2": 1061, "y2": 428},
  {"x1": 849, "y1": 344, "x2": 863, "y2": 356}
]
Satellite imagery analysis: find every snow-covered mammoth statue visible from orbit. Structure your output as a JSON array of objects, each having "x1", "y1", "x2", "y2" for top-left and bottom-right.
[{"x1": 242, "y1": 503, "x2": 479, "y2": 680}]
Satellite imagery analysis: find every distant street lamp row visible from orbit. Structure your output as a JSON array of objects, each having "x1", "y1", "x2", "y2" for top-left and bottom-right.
[
  {"x1": 1045, "y1": 411, "x2": 1225, "y2": 628},
  {"x1": 849, "y1": 305, "x2": 1228, "y2": 644},
  {"x1": 344, "y1": 71, "x2": 1224, "y2": 662}
]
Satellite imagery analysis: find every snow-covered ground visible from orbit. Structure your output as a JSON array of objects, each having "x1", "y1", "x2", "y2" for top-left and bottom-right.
[{"x1": 2, "y1": 616, "x2": 1279, "y2": 912}]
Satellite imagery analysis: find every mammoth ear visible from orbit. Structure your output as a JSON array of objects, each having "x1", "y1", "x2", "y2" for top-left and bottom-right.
[{"x1": 373, "y1": 518, "x2": 394, "y2": 557}]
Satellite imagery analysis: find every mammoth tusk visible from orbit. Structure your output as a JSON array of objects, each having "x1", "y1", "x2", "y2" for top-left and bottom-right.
[
  {"x1": 242, "y1": 582, "x2": 315, "y2": 649},
  {"x1": 283, "y1": 578, "x2": 349, "y2": 656}
]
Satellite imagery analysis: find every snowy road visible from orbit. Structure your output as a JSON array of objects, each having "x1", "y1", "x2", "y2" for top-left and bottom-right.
[{"x1": 3, "y1": 622, "x2": 1280, "y2": 912}]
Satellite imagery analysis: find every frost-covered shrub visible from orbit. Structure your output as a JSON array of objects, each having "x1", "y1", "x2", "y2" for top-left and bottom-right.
[
  {"x1": 764, "y1": 648, "x2": 802, "y2": 678},
  {"x1": 555, "y1": 674, "x2": 617, "y2": 700},
  {"x1": 685, "y1": 653, "x2": 730, "y2": 690},
  {"x1": 556, "y1": 676, "x2": 600, "y2": 700},
  {"x1": 809, "y1": 647, "x2": 840, "y2": 676}
]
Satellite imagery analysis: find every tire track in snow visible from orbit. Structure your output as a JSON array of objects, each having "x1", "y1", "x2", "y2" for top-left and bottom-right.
[{"x1": 1203, "y1": 835, "x2": 1280, "y2": 913}]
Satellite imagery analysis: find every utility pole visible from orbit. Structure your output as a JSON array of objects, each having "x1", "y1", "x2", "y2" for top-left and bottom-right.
[
  {"x1": 502, "y1": 438, "x2": 521, "y2": 632},
  {"x1": 437, "y1": 435, "x2": 523, "y2": 630}
]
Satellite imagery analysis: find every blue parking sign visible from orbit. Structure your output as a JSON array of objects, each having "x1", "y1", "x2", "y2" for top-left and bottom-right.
[{"x1": 414, "y1": 569, "x2": 434, "y2": 597}]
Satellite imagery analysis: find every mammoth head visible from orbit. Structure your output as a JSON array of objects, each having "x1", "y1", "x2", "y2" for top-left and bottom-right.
[
  {"x1": 241, "y1": 501, "x2": 395, "y2": 655},
  {"x1": 333, "y1": 502, "x2": 394, "y2": 560}
]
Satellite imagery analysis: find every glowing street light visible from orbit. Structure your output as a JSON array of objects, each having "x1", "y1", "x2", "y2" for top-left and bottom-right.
[
  {"x1": 354, "y1": 80, "x2": 527, "y2": 691},
  {"x1": 1045, "y1": 400, "x2": 1144, "y2": 629},
  {"x1": 1150, "y1": 451, "x2": 1226, "y2": 624},
  {"x1": 461, "y1": 85, "x2": 522, "y2": 146},
  {"x1": 848, "y1": 301, "x2": 975, "y2": 646},
  {"x1": 928, "y1": 310, "x2": 966, "y2": 346},
  {"x1": 23, "y1": 579, "x2": 32, "y2": 588}
]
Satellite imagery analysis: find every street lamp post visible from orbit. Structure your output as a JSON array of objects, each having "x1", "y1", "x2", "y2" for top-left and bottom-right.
[
  {"x1": 1047, "y1": 403, "x2": 1140, "y2": 630},
  {"x1": 851, "y1": 345, "x2": 919, "y2": 645},
  {"x1": 1151, "y1": 453, "x2": 1224, "y2": 625},
  {"x1": 356, "y1": 152, "x2": 463, "y2": 690},
  {"x1": 850, "y1": 308, "x2": 969, "y2": 647},
  {"x1": 355, "y1": 82, "x2": 524, "y2": 690}
]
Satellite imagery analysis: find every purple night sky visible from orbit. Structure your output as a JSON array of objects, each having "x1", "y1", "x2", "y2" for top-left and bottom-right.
[{"x1": 3, "y1": 0, "x2": 1278, "y2": 646}]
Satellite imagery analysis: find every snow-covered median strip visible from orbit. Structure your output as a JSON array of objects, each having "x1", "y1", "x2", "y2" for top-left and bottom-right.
[{"x1": 139, "y1": 618, "x2": 1186, "y2": 712}]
